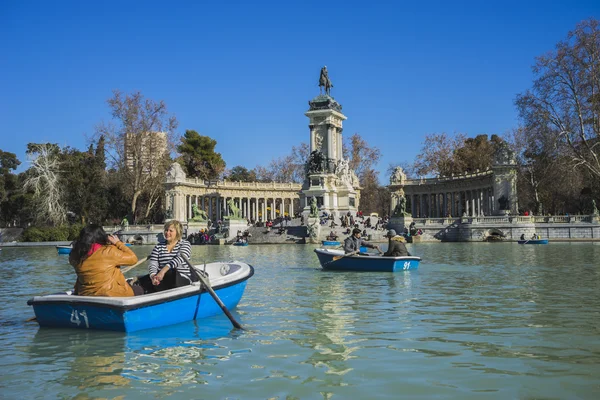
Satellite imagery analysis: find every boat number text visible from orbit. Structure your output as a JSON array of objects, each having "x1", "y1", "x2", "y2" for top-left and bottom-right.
[
  {"x1": 70, "y1": 309, "x2": 89, "y2": 328},
  {"x1": 403, "y1": 262, "x2": 411, "y2": 270}
]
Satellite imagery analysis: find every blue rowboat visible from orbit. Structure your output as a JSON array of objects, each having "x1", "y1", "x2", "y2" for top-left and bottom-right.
[
  {"x1": 233, "y1": 241, "x2": 248, "y2": 246},
  {"x1": 27, "y1": 261, "x2": 254, "y2": 332},
  {"x1": 518, "y1": 239, "x2": 549, "y2": 244},
  {"x1": 314, "y1": 248, "x2": 421, "y2": 272},
  {"x1": 125, "y1": 243, "x2": 133, "y2": 247},
  {"x1": 56, "y1": 245, "x2": 72, "y2": 255},
  {"x1": 322, "y1": 240, "x2": 341, "y2": 246}
]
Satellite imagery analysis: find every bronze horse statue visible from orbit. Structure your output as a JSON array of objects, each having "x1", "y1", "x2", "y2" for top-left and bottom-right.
[{"x1": 319, "y1": 66, "x2": 333, "y2": 95}]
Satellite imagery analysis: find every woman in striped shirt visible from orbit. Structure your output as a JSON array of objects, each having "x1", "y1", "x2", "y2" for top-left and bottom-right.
[{"x1": 145, "y1": 220, "x2": 194, "y2": 291}]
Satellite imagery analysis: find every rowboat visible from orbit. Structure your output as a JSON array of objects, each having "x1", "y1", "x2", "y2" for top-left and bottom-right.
[
  {"x1": 518, "y1": 239, "x2": 549, "y2": 244},
  {"x1": 322, "y1": 240, "x2": 341, "y2": 246},
  {"x1": 125, "y1": 243, "x2": 133, "y2": 247},
  {"x1": 56, "y1": 245, "x2": 72, "y2": 255},
  {"x1": 314, "y1": 248, "x2": 421, "y2": 272},
  {"x1": 27, "y1": 260, "x2": 254, "y2": 332},
  {"x1": 233, "y1": 241, "x2": 248, "y2": 246}
]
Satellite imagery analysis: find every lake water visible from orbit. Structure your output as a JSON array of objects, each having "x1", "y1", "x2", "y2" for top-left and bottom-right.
[{"x1": 1, "y1": 242, "x2": 600, "y2": 399}]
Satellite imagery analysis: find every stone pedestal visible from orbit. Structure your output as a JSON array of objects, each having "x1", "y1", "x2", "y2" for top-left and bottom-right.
[
  {"x1": 222, "y1": 219, "x2": 248, "y2": 242},
  {"x1": 387, "y1": 215, "x2": 412, "y2": 235},
  {"x1": 187, "y1": 221, "x2": 209, "y2": 234},
  {"x1": 306, "y1": 217, "x2": 321, "y2": 244}
]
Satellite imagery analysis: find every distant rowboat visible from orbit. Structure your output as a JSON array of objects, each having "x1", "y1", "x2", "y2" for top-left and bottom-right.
[
  {"x1": 518, "y1": 239, "x2": 549, "y2": 244},
  {"x1": 56, "y1": 245, "x2": 72, "y2": 255},
  {"x1": 314, "y1": 248, "x2": 421, "y2": 272}
]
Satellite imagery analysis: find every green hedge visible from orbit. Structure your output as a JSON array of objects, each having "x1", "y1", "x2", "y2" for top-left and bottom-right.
[{"x1": 21, "y1": 224, "x2": 85, "y2": 242}]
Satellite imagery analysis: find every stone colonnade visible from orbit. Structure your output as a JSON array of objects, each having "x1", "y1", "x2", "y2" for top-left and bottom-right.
[
  {"x1": 183, "y1": 194, "x2": 299, "y2": 222},
  {"x1": 407, "y1": 187, "x2": 495, "y2": 218},
  {"x1": 391, "y1": 168, "x2": 519, "y2": 218},
  {"x1": 164, "y1": 164, "x2": 303, "y2": 223}
]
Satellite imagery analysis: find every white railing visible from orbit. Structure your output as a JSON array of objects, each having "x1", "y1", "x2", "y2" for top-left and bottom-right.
[
  {"x1": 182, "y1": 178, "x2": 302, "y2": 190},
  {"x1": 406, "y1": 214, "x2": 597, "y2": 226}
]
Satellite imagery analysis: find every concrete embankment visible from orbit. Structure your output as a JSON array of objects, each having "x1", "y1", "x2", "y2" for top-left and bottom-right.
[{"x1": 1, "y1": 241, "x2": 71, "y2": 247}]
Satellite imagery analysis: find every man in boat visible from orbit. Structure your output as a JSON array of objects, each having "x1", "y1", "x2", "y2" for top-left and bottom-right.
[
  {"x1": 343, "y1": 228, "x2": 380, "y2": 254},
  {"x1": 383, "y1": 229, "x2": 410, "y2": 257}
]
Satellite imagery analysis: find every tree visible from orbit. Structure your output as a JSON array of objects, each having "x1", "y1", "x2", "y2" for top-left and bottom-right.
[
  {"x1": 96, "y1": 90, "x2": 178, "y2": 223},
  {"x1": 254, "y1": 142, "x2": 309, "y2": 183},
  {"x1": 413, "y1": 132, "x2": 467, "y2": 177},
  {"x1": 23, "y1": 143, "x2": 67, "y2": 225},
  {"x1": 516, "y1": 18, "x2": 600, "y2": 180},
  {"x1": 177, "y1": 130, "x2": 225, "y2": 180},
  {"x1": 454, "y1": 134, "x2": 504, "y2": 173},
  {"x1": 226, "y1": 166, "x2": 257, "y2": 182},
  {"x1": 344, "y1": 133, "x2": 381, "y2": 180},
  {"x1": 0, "y1": 150, "x2": 21, "y2": 226},
  {"x1": 59, "y1": 136, "x2": 109, "y2": 224},
  {"x1": 0, "y1": 150, "x2": 20, "y2": 203},
  {"x1": 343, "y1": 133, "x2": 382, "y2": 213}
]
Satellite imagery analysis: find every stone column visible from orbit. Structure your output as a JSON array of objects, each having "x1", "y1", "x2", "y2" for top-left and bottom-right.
[
  {"x1": 337, "y1": 129, "x2": 343, "y2": 160},
  {"x1": 219, "y1": 197, "x2": 223, "y2": 218},
  {"x1": 253, "y1": 198, "x2": 258, "y2": 221},
  {"x1": 309, "y1": 125, "x2": 316, "y2": 152},
  {"x1": 327, "y1": 124, "x2": 333, "y2": 159},
  {"x1": 289, "y1": 198, "x2": 294, "y2": 218}
]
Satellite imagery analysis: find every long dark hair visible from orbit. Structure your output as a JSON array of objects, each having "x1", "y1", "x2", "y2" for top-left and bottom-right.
[{"x1": 70, "y1": 224, "x2": 109, "y2": 266}]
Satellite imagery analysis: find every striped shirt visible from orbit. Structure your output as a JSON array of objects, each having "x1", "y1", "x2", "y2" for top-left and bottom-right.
[{"x1": 148, "y1": 239, "x2": 193, "y2": 281}]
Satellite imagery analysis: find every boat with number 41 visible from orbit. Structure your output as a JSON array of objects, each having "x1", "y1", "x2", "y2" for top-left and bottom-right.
[
  {"x1": 27, "y1": 260, "x2": 254, "y2": 332},
  {"x1": 314, "y1": 248, "x2": 421, "y2": 272}
]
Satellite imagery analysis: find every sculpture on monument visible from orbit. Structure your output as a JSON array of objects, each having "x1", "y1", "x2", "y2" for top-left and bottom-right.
[
  {"x1": 592, "y1": 199, "x2": 599, "y2": 216},
  {"x1": 335, "y1": 157, "x2": 354, "y2": 186},
  {"x1": 493, "y1": 141, "x2": 516, "y2": 165},
  {"x1": 309, "y1": 196, "x2": 319, "y2": 217},
  {"x1": 225, "y1": 198, "x2": 243, "y2": 220},
  {"x1": 189, "y1": 204, "x2": 208, "y2": 222},
  {"x1": 390, "y1": 166, "x2": 406, "y2": 185},
  {"x1": 392, "y1": 193, "x2": 409, "y2": 217},
  {"x1": 319, "y1": 66, "x2": 334, "y2": 96},
  {"x1": 306, "y1": 150, "x2": 327, "y2": 174}
]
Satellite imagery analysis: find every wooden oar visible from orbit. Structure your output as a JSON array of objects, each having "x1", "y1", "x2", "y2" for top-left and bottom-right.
[
  {"x1": 181, "y1": 254, "x2": 244, "y2": 330},
  {"x1": 121, "y1": 256, "x2": 148, "y2": 274},
  {"x1": 324, "y1": 249, "x2": 361, "y2": 266}
]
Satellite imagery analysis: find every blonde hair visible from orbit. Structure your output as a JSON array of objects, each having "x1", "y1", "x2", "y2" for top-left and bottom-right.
[{"x1": 164, "y1": 220, "x2": 183, "y2": 242}]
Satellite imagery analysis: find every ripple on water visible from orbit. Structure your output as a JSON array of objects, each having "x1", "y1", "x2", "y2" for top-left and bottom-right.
[{"x1": 2, "y1": 243, "x2": 600, "y2": 399}]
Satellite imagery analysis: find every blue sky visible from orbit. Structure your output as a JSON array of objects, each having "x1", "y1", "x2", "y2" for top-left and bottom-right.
[{"x1": 1, "y1": 0, "x2": 599, "y2": 181}]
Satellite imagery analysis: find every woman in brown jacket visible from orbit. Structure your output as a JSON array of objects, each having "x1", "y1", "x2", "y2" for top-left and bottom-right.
[{"x1": 69, "y1": 225, "x2": 141, "y2": 296}]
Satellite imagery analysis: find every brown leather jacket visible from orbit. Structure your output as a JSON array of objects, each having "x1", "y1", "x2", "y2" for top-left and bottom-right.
[{"x1": 70, "y1": 242, "x2": 138, "y2": 297}]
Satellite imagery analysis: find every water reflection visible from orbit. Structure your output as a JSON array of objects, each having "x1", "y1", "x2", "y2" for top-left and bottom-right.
[{"x1": 25, "y1": 317, "x2": 244, "y2": 396}]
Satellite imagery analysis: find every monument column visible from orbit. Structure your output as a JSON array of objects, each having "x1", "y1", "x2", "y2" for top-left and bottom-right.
[{"x1": 301, "y1": 67, "x2": 352, "y2": 223}]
